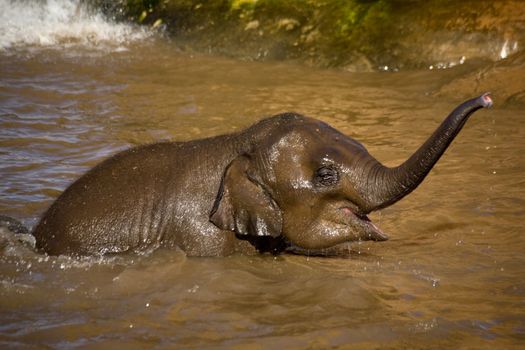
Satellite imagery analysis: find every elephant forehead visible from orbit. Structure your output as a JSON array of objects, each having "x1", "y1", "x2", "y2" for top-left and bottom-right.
[
  {"x1": 257, "y1": 124, "x2": 366, "y2": 183},
  {"x1": 269, "y1": 131, "x2": 309, "y2": 161},
  {"x1": 258, "y1": 131, "x2": 311, "y2": 185}
]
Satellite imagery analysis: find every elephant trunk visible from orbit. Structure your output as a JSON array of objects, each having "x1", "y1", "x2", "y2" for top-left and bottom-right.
[{"x1": 359, "y1": 93, "x2": 493, "y2": 212}]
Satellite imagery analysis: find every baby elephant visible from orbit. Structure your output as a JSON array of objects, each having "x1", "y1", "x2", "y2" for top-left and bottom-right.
[{"x1": 32, "y1": 94, "x2": 492, "y2": 256}]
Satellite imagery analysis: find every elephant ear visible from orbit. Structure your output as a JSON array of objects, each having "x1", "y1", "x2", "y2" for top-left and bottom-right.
[{"x1": 210, "y1": 155, "x2": 282, "y2": 238}]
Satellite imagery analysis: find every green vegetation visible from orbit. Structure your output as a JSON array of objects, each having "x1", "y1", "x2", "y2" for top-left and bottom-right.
[
  {"x1": 96, "y1": 0, "x2": 397, "y2": 69},
  {"x1": 92, "y1": 0, "x2": 524, "y2": 70}
]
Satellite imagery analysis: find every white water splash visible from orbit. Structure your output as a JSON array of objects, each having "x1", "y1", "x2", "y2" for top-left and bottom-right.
[
  {"x1": 499, "y1": 39, "x2": 519, "y2": 59},
  {"x1": 0, "y1": 0, "x2": 151, "y2": 51}
]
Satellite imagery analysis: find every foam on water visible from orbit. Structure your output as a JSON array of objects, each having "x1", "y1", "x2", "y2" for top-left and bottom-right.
[{"x1": 0, "y1": 0, "x2": 151, "y2": 51}]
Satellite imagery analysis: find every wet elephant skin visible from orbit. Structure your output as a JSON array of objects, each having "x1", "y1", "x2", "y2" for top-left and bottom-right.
[{"x1": 32, "y1": 94, "x2": 492, "y2": 256}]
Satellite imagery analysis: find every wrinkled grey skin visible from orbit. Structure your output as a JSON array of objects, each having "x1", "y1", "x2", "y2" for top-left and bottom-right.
[{"x1": 32, "y1": 94, "x2": 492, "y2": 256}]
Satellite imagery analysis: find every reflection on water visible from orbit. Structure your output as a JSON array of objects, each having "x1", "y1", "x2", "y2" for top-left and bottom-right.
[{"x1": 1, "y1": 2, "x2": 525, "y2": 349}]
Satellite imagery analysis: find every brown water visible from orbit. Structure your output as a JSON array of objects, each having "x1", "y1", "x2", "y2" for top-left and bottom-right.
[{"x1": 1, "y1": 4, "x2": 525, "y2": 349}]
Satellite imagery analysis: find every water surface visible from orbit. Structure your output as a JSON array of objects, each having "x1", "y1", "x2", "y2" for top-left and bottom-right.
[{"x1": 1, "y1": 1, "x2": 524, "y2": 349}]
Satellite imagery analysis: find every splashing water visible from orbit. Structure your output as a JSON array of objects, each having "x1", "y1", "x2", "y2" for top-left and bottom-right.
[
  {"x1": 0, "y1": 0, "x2": 151, "y2": 51},
  {"x1": 499, "y1": 39, "x2": 519, "y2": 59}
]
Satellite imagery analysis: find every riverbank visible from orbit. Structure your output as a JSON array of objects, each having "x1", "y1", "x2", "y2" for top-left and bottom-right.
[
  {"x1": 88, "y1": 0, "x2": 525, "y2": 105},
  {"x1": 94, "y1": 0, "x2": 523, "y2": 71}
]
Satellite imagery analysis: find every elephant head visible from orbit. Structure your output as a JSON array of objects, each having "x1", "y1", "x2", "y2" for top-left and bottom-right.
[{"x1": 210, "y1": 93, "x2": 492, "y2": 251}]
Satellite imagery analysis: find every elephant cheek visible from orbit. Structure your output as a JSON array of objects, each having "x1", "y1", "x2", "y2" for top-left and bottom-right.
[
  {"x1": 281, "y1": 213, "x2": 387, "y2": 249},
  {"x1": 280, "y1": 218, "x2": 350, "y2": 250},
  {"x1": 280, "y1": 211, "x2": 318, "y2": 246}
]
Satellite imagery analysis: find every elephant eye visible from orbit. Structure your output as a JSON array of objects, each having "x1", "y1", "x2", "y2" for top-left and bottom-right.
[{"x1": 314, "y1": 166, "x2": 339, "y2": 187}]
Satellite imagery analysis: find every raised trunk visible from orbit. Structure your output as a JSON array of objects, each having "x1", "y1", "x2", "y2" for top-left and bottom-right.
[{"x1": 361, "y1": 93, "x2": 492, "y2": 212}]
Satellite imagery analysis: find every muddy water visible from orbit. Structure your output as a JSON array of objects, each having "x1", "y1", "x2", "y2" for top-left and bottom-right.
[{"x1": 1, "y1": 3, "x2": 525, "y2": 350}]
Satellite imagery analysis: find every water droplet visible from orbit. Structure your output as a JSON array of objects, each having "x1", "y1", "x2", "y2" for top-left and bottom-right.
[
  {"x1": 187, "y1": 285, "x2": 199, "y2": 293},
  {"x1": 500, "y1": 40, "x2": 510, "y2": 59}
]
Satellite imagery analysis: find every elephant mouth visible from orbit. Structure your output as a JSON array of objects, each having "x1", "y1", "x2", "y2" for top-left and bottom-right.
[{"x1": 340, "y1": 207, "x2": 389, "y2": 241}]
